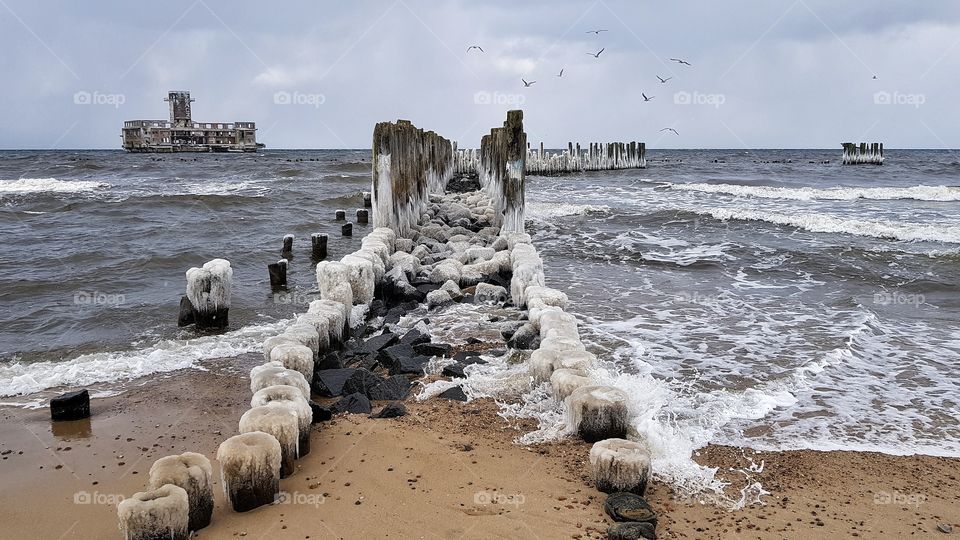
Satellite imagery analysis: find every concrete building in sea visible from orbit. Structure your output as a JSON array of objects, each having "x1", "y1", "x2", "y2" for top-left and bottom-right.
[{"x1": 122, "y1": 91, "x2": 263, "y2": 153}]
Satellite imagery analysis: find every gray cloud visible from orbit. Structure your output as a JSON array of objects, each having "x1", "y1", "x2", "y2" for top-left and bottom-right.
[{"x1": 1, "y1": 0, "x2": 958, "y2": 149}]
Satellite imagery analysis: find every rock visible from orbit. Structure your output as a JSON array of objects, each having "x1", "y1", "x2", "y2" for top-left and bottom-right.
[
  {"x1": 316, "y1": 350, "x2": 344, "y2": 370},
  {"x1": 313, "y1": 368, "x2": 358, "y2": 397},
  {"x1": 474, "y1": 283, "x2": 508, "y2": 305},
  {"x1": 607, "y1": 522, "x2": 657, "y2": 540},
  {"x1": 452, "y1": 351, "x2": 484, "y2": 364},
  {"x1": 442, "y1": 363, "x2": 466, "y2": 378},
  {"x1": 379, "y1": 343, "x2": 414, "y2": 370},
  {"x1": 938, "y1": 524, "x2": 953, "y2": 534},
  {"x1": 603, "y1": 493, "x2": 657, "y2": 524},
  {"x1": 341, "y1": 369, "x2": 384, "y2": 398},
  {"x1": 368, "y1": 375, "x2": 413, "y2": 401},
  {"x1": 309, "y1": 401, "x2": 333, "y2": 423},
  {"x1": 438, "y1": 386, "x2": 468, "y2": 402},
  {"x1": 371, "y1": 402, "x2": 407, "y2": 419},
  {"x1": 332, "y1": 393, "x2": 372, "y2": 415},
  {"x1": 413, "y1": 342, "x2": 451, "y2": 357},
  {"x1": 359, "y1": 332, "x2": 398, "y2": 354},
  {"x1": 399, "y1": 329, "x2": 431, "y2": 347},
  {"x1": 507, "y1": 323, "x2": 539, "y2": 350},
  {"x1": 50, "y1": 390, "x2": 90, "y2": 421},
  {"x1": 498, "y1": 320, "x2": 527, "y2": 341},
  {"x1": 391, "y1": 356, "x2": 430, "y2": 376},
  {"x1": 440, "y1": 280, "x2": 463, "y2": 300},
  {"x1": 427, "y1": 289, "x2": 453, "y2": 309}
]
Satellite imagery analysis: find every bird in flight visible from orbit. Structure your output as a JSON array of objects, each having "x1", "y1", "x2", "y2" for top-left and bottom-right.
[
  {"x1": 657, "y1": 75, "x2": 672, "y2": 84},
  {"x1": 587, "y1": 48, "x2": 605, "y2": 58},
  {"x1": 556, "y1": 68, "x2": 564, "y2": 77},
  {"x1": 670, "y1": 58, "x2": 692, "y2": 66},
  {"x1": 872, "y1": 75, "x2": 878, "y2": 80},
  {"x1": 585, "y1": 29, "x2": 608, "y2": 34},
  {"x1": 466, "y1": 45, "x2": 484, "y2": 53},
  {"x1": 642, "y1": 93, "x2": 654, "y2": 102},
  {"x1": 522, "y1": 78, "x2": 536, "y2": 87},
  {"x1": 659, "y1": 128, "x2": 680, "y2": 136}
]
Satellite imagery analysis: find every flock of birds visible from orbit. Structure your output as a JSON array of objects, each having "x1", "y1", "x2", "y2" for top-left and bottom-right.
[{"x1": 466, "y1": 29, "x2": 690, "y2": 136}]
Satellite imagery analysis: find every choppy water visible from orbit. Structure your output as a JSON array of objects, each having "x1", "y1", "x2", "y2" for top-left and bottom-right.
[{"x1": 1, "y1": 149, "x2": 958, "y2": 471}]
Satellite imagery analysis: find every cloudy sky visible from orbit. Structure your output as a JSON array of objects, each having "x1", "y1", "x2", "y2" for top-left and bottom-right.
[{"x1": 2, "y1": 0, "x2": 959, "y2": 149}]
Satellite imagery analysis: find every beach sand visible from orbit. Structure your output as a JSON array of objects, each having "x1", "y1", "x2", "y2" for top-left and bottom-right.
[{"x1": 0, "y1": 355, "x2": 956, "y2": 539}]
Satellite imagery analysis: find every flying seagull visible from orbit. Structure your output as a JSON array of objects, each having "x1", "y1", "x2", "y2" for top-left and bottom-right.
[
  {"x1": 872, "y1": 75, "x2": 878, "y2": 80},
  {"x1": 522, "y1": 78, "x2": 536, "y2": 87},
  {"x1": 466, "y1": 45, "x2": 484, "y2": 53},
  {"x1": 642, "y1": 93, "x2": 654, "y2": 102},
  {"x1": 670, "y1": 58, "x2": 692, "y2": 66},
  {"x1": 556, "y1": 68, "x2": 564, "y2": 77},
  {"x1": 657, "y1": 75, "x2": 672, "y2": 84},
  {"x1": 587, "y1": 48, "x2": 605, "y2": 58},
  {"x1": 659, "y1": 128, "x2": 679, "y2": 136},
  {"x1": 585, "y1": 29, "x2": 608, "y2": 34}
]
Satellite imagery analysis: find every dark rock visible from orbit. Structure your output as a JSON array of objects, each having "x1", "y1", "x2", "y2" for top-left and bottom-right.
[
  {"x1": 177, "y1": 296, "x2": 195, "y2": 327},
  {"x1": 309, "y1": 401, "x2": 333, "y2": 423},
  {"x1": 498, "y1": 321, "x2": 527, "y2": 341},
  {"x1": 603, "y1": 493, "x2": 657, "y2": 525},
  {"x1": 332, "y1": 393, "x2": 372, "y2": 415},
  {"x1": 371, "y1": 402, "x2": 407, "y2": 419},
  {"x1": 508, "y1": 323, "x2": 539, "y2": 350},
  {"x1": 350, "y1": 354, "x2": 379, "y2": 371},
  {"x1": 399, "y1": 329, "x2": 431, "y2": 347},
  {"x1": 460, "y1": 356, "x2": 487, "y2": 365},
  {"x1": 437, "y1": 386, "x2": 468, "y2": 402},
  {"x1": 312, "y1": 368, "x2": 357, "y2": 397},
  {"x1": 607, "y1": 522, "x2": 657, "y2": 540},
  {"x1": 50, "y1": 390, "x2": 90, "y2": 421},
  {"x1": 367, "y1": 299, "x2": 387, "y2": 320},
  {"x1": 465, "y1": 337, "x2": 483, "y2": 345},
  {"x1": 359, "y1": 332, "x2": 398, "y2": 355},
  {"x1": 442, "y1": 363, "x2": 466, "y2": 378},
  {"x1": 316, "y1": 350, "x2": 344, "y2": 370},
  {"x1": 341, "y1": 369, "x2": 384, "y2": 398},
  {"x1": 413, "y1": 342, "x2": 451, "y2": 357},
  {"x1": 368, "y1": 375, "x2": 413, "y2": 401},
  {"x1": 378, "y1": 343, "x2": 414, "y2": 371},
  {"x1": 391, "y1": 355, "x2": 430, "y2": 375}
]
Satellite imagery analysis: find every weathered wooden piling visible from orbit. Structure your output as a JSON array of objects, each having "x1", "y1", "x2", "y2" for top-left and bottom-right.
[
  {"x1": 477, "y1": 110, "x2": 527, "y2": 234},
  {"x1": 268, "y1": 259, "x2": 287, "y2": 289},
  {"x1": 281, "y1": 234, "x2": 294, "y2": 257},
  {"x1": 356, "y1": 209, "x2": 369, "y2": 224},
  {"x1": 371, "y1": 119, "x2": 454, "y2": 237},
  {"x1": 842, "y1": 142, "x2": 884, "y2": 165},
  {"x1": 342, "y1": 223, "x2": 353, "y2": 236},
  {"x1": 335, "y1": 209, "x2": 346, "y2": 221},
  {"x1": 362, "y1": 191, "x2": 372, "y2": 208},
  {"x1": 458, "y1": 139, "x2": 645, "y2": 175},
  {"x1": 311, "y1": 233, "x2": 327, "y2": 260}
]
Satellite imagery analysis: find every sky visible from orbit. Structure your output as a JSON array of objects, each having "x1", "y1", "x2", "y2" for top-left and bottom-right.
[{"x1": 1, "y1": 0, "x2": 959, "y2": 149}]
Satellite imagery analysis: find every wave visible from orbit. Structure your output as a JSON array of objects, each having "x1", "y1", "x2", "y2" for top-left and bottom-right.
[
  {"x1": 0, "y1": 319, "x2": 290, "y2": 398},
  {"x1": 696, "y1": 207, "x2": 960, "y2": 244},
  {"x1": 0, "y1": 178, "x2": 109, "y2": 195},
  {"x1": 670, "y1": 182, "x2": 960, "y2": 202},
  {"x1": 527, "y1": 202, "x2": 611, "y2": 219}
]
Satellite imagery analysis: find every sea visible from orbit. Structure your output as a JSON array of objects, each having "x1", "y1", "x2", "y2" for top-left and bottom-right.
[{"x1": 1, "y1": 149, "x2": 958, "y2": 500}]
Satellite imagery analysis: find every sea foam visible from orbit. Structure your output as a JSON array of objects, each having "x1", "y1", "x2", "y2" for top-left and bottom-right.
[
  {"x1": 0, "y1": 178, "x2": 109, "y2": 194},
  {"x1": 670, "y1": 182, "x2": 960, "y2": 202}
]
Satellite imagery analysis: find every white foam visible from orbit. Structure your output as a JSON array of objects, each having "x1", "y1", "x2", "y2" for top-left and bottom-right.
[
  {"x1": 670, "y1": 182, "x2": 960, "y2": 202},
  {"x1": 0, "y1": 178, "x2": 109, "y2": 194},
  {"x1": 697, "y1": 207, "x2": 960, "y2": 244},
  {"x1": 0, "y1": 319, "x2": 291, "y2": 398},
  {"x1": 527, "y1": 202, "x2": 610, "y2": 219}
]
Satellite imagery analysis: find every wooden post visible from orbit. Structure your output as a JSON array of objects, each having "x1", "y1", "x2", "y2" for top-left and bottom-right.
[
  {"x1": 281, "y1": 234, "x2": 293, "y2": 258},
  {"x1": 268, "y1": 259, "x2": 287, "y2": 290},
  {"x1": 341, "y1": 223, "x2": 353, "y2": 237},
  {"x1": 311, "y1": 233, "x2": 327, "y2": 260},
  {"x1": 356, "y1": 209, "x2": 368, "y2": 224},
  {"x1": 335, "y1": 210, "x2": 345, "y2": 221},
  {"x1": 501, "y1": 109, "x2": 526, "y2": 235}
]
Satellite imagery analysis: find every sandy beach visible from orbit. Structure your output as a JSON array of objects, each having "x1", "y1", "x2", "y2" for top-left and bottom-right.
[{"x1": 1, "y1": 354, "x2": 955, "y2": 540}]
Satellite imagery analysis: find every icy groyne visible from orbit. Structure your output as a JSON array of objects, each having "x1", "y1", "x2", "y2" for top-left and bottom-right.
[{"x1": 457, "y1": 140, "x2": 646, "y2": 176}]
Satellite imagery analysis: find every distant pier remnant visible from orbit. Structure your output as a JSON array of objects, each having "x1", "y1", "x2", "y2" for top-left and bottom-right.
[
  {"x1": 458, "y1": 140, "x2": 645, "y2": 175},
  {"x1": 371, "y1": 119, "x2": 454, "y2": 236},
  {"x1": 356, "y1": 208, "x2": 369, "y2": 224},
  {"x1": 311, "y1": 233, "x2": 328, "y2": 260},
  {"x1": 842, "y1": 142, "x2": 884, "y2": 165},
  {"x1": 180, "y1": 259, "x2": 232, "y2": 330},
  {"x1": 268, "y1": 259, "x2": 288, "y2": 290}
]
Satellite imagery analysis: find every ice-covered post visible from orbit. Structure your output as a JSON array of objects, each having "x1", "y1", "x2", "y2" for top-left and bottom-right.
[
  {"x1": 179, "y1": 259, "x2": 232, "y2": 330},
  {"x1": 281, "y1": 234, "x2": 293, "y2": 258},
  {"x1": 501, "y1": 109, "x2": 526, "y2": 235},
  {"x1": 117, "y1": 484, "x2": 190, "y2": 540}
]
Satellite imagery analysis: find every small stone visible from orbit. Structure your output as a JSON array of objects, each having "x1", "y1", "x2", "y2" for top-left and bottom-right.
[
  {"x1": 604, "y1": 492, "x2": 656, "y2": 524},
  {"x1": 938, "y1": 524, "x2": 953, "y2": 534},
  {"x1": 607, "y1": 521, "x2": 657, "y2": 540}
]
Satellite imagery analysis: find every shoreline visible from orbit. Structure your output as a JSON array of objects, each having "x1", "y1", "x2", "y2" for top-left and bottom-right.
[{"x1": 1, "y1": 357, "x2": 956, "y2": 539}]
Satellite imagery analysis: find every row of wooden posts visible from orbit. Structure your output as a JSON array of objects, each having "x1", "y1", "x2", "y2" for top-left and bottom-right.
[
  {"x1": 455, "y1": 140, "x2": 647, "y2": 176},
  {"x1": 842, "y1": 142, "x2": 884, "y2": 165}
]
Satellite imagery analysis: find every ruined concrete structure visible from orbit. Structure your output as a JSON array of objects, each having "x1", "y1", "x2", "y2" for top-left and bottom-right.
[{"x1": 122, "y1": 91, "x2": 262, "y2": 153}]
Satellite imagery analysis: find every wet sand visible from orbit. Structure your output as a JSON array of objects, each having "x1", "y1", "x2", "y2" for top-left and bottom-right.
[{"x1": 0, "y1": 357, "x2": 956, "y2": 539}]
